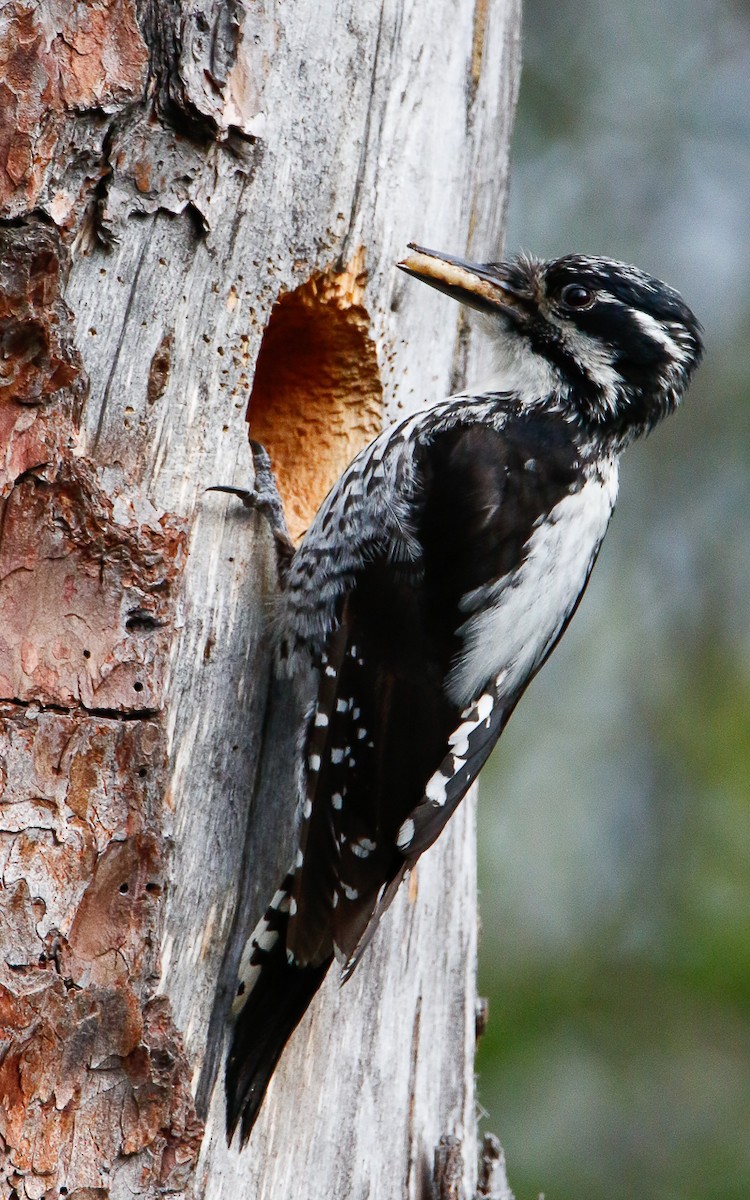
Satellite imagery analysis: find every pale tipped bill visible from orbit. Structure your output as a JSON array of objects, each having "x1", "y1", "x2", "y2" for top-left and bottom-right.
[{"x1": 397, "y1": 243, "x2": 530, "y2": 319}]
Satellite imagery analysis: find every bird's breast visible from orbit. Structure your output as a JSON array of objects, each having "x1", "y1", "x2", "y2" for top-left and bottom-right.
[{"x1": 447, "y1": 457, "x2": 619, "y2": 707}]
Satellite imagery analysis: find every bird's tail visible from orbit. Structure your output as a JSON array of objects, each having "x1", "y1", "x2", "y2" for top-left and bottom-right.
[{"x1": 225, "y1": 873, "x2": 332, "y2": 1144}]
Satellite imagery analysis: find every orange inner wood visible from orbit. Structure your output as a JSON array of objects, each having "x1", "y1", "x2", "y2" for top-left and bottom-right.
[{"x1": 248, "y1": 248, "x2": 384, "y2": 542}]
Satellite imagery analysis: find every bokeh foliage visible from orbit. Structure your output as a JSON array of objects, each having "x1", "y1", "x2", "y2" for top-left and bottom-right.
[{"x1": 475, "y1": 2, "x2": 750, "y2": 1196}]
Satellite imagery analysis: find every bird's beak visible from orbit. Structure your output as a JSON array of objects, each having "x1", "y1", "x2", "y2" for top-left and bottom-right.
[{"x1": 397, "y1": 243, "x2": 530, "y2": 318}]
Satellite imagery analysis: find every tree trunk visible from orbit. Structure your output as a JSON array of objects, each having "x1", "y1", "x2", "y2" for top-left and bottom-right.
[{"x1": 0, "y1": 2, "x2": 521, "y2": 1196}]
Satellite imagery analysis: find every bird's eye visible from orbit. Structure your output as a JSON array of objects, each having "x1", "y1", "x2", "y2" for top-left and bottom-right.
[{"x1": 560, "y1": 283, "x2": 595, "y2": 309}]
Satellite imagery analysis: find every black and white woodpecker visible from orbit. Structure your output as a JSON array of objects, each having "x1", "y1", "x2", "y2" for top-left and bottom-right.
[{"x1": 224, "y1": 244, "x2": 703, "y2": 1143}]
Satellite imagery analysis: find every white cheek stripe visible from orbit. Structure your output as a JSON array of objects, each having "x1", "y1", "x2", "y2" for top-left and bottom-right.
[
  {"x1": 631, "y1": 309, "x2": 690, "y2": 363},
  {"x1": 546, "y1": 315, "x2": 622, "y2": 409}
]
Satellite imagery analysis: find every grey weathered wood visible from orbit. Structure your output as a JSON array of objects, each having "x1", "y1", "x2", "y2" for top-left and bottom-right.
[{"x1": 0, "y1": 0, "x2": 520, "y2": 1195}]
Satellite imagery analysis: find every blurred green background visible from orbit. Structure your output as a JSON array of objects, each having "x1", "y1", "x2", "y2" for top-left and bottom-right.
[{"x1": 475, "y1": 2, "x2": 750, "y2": 1197}]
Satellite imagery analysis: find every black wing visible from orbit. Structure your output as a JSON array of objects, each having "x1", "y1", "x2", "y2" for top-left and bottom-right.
[{"x1": 287, "y1": 415, "x2": 581, "y2": 973}]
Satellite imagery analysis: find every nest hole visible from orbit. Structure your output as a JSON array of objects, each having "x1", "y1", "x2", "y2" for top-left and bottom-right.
[{"x1": 248, "y1": 248, "x2": 384, "y2": 542}]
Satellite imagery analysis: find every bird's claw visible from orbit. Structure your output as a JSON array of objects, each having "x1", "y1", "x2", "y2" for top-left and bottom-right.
[{"x1": 207, "y1": 442, "x2": 294, "y2": 583}]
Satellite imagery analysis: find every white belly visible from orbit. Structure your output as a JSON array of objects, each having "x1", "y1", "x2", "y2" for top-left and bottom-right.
[{"x1": 447, "y1": 459, "x2": 619, "y2": 707}]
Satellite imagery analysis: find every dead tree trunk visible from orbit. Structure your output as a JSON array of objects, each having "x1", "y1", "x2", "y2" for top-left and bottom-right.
[{"x1": 0, "y1": 2, "x2": 520, "y2": 1196}]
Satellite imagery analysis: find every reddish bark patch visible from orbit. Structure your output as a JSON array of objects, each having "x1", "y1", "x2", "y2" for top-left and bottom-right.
[
  {"x1": 0, "y1": 458, "x2": 186, "y2": 711},
  {"x1": 0, "y1": 213, "x2": 199, "y2": 1190},
  {"x1": 0, "y1": 980, "x2": 201, "y2": 1191},
  {"x1": 0, "y1": 0, "x2": 148, "y2": 221},
  {"x1": 66, "y1": 833, "x2": 165, "y2": 986},
  {"x1": 1, "y1": 710, "x2": 165, "y2": 949},
  {"x1": 0, "y1": 707, "x2": 202, "y2": 1193},
  {"x1": 0, "y1": 224, "x2": 82, "y2": 492},
  {"x1": 0, "y1": 227, "x2": 185, "y2": 712}
]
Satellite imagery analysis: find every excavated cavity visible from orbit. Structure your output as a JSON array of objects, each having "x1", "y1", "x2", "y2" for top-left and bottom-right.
[{"x1": 248, "y1": 248, "x2": 384, "y2": 542}]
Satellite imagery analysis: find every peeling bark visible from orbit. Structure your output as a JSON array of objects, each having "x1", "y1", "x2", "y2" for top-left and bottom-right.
[
  {"x1": 0, "y1": 0, "x2": 521, "y2": 1196},
  {"x1": 0, "y1": 2, "x2": 148, "y2": 226},
  {"x1": 0, "y1": 706, "x2": 202, "y2": 1194},
  {"x1": 0, "y1": 218, "x2": 197, "y2": 1195}
]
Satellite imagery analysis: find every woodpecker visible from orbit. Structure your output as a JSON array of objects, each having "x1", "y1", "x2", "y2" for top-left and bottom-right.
[{"x1": 225, "y1": 245, "x2": 703, "y2": 1143}]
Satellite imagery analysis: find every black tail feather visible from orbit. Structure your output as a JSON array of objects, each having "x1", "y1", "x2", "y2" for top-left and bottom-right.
[{"x1": 226, "y1": 938, "x2": 332, "y2": 1144}]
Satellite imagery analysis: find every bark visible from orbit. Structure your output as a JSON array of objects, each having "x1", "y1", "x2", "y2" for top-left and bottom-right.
[{"x1": 0, "y1": 1, "x2": 521, "y2": 1197}]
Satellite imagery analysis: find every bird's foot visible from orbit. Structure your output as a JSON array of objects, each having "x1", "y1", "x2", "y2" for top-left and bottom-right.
[{"x1": 208, "y1": 441, "x2": 294, "y2": 582}]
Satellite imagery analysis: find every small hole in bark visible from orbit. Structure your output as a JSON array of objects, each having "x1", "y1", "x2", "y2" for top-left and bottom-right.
[
  {"x1": 126, "y1": 609, "x2": 163, "y2": 633},
  {"x1": 0, "y1": 319, "x2": 48, "y2": 380},
  {"x1": 119, "y1": 882, "x2": 129, "y2": 894},
  {"x1": 248, "y1": 247, "x2": 383, "y2": 542},
  {"x1": 237, "y1": 981, "x2": 245, "y2": 996},
  {"x1": 133, "y1": 681, "x2": 144, "y2": 693},
  {"x1": 147, "y1": 332, "x2": 173, "y2": 406},
  {"x1": 138, "y1": 766, "x2": 147, "y2": 778},
  {"x1": 82, "y1": 648, "x2": 91, "y2": 659},
  {"x1": 145, "y1": 882, "x2": 162, "y2": 895}
]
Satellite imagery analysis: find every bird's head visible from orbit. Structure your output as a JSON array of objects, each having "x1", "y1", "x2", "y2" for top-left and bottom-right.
[{"x1": 398, "y1": 245, "x2": 703, "y2": 444}]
